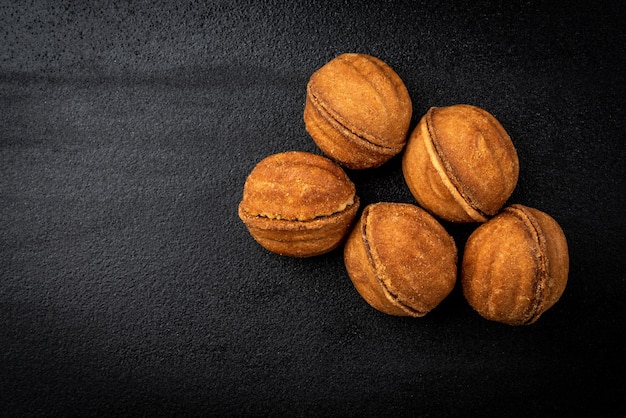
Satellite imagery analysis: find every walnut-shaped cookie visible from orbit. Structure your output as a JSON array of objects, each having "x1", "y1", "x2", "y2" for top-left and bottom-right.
[
  {"x1": 402, "y1": 104, "x2": 519, "y2": 222},
  {"x1": 462, "y1": 204, "x2": 569, "y2": 325},
  {"x1": 344, "y1": 202, "x2": 457, "y2": 317},
  {"x1": 304, "y1": 53, "x2": 412, "y2": 169},
  {"x1": 238, "y1": 151, "x2": 359, "y2": 257}
]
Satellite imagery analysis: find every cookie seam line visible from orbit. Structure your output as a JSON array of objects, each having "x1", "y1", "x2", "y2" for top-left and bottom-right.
[
  {"x1": 307, "y1": 85, "x2": 403, "y2": 154},
  {"x1": 506, "y1": 205, "x2": 548, "y2": 325},
  {"x1": 362, "y1": 206, "x2": 425, "y2": 317},
  {"x1": 240, "y1": 197, "x2": 358, "y2": 223},
  {"x1": 423, "y1": 111, "x2": 487, "y2": 222}
]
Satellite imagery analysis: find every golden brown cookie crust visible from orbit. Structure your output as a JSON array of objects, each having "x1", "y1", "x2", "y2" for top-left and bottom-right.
[
  {"x1": 403, "y1": 104, "x2": 519, "y2": 222},
  {"x1": 239, "y1": 151, "x2": 360, "y2": 257},
  {"x1": 344, "y1": 202, "x2": 457, "y2": 317},
  {"x1": 462, "y1": 204, "x2": 569, "y2": 325},
  {"x1": 305, "y1": 53, "x2": 412, "y2": 169}
]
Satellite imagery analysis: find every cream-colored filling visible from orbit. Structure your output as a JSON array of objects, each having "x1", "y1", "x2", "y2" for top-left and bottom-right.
[{"x1": 422, "y1": 123, "x2": 487, "y2": 222}]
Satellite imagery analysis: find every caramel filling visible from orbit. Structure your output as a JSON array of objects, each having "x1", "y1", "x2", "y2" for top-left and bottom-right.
[
  {"x1": 423, "y1": 110, "x2": 488, "y2": 222},
  {"x1": 361, "y1": 207, "x2": 426, "y2": 317},
  {"x1": 244, "y1": 195, "x2": 356, "y2": 222},
  {"x1": 307, "y1": 86, "x2": 400, "y2": 155},
  {"x1": 505, "y1": 205, "x2": 549, "y2": 325}
]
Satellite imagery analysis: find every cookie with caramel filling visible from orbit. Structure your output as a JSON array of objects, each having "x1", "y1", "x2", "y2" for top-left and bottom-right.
[
  {"x1": 344, "y1": 202, "x2": 457, "y2": 317},
  {"x1": 462, "y1": 204, "x2": 569, "y2": 325},
  {"x1": 402, "y1": 104, "x2": 519, "y2": 222},
  {"x1": 304, "y1": 53, "x2": 412, "y2": 169},
  {"x1": 238, "y1": 151, "x2": 359, "y2": 257}
]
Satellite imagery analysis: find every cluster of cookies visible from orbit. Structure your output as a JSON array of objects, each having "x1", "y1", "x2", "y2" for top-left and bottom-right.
[{"x1": 238, "y1": 53, "x2": 569, "y2": 326}]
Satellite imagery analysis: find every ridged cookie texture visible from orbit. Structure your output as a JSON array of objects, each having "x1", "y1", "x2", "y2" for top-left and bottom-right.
[
  {"x1": 238, "y1": 151, "x2": 359, "y2": 257},
  {"x1": 402, "y1": 104, "x2": 519, "y2": 222},
  {"x1": 344, "y1": 202, "x2": 457, "y2": 317},
  {"x1": 462, "y1": 204, "x2": 569, "y2": 325},
  {"x1": 304, "y1": 53, "x2": 412, "y2": 169}
]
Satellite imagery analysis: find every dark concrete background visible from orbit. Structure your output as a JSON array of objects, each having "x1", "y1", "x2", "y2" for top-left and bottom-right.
[{"x1": 2, "y1": 1, "x2": 624, "y2": 416}]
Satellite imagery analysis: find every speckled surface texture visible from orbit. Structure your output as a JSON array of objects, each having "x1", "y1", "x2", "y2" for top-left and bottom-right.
[{"x1": 1, "y1": 1, "x2": 624, "y2": 416}]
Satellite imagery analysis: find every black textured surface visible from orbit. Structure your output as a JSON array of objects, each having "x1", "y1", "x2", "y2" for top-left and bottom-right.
[{"x1": 1, "y1": 1, "x2": 625, "y2": 416}]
